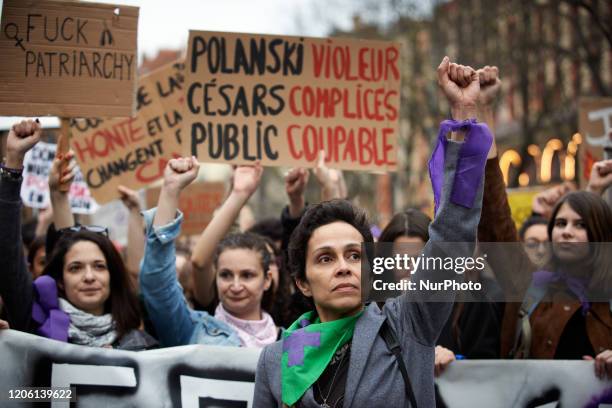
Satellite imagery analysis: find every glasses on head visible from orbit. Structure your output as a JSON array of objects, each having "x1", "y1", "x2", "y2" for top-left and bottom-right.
[{"x1": 58, "y1": 224, "x2": 109, "y2": 237}]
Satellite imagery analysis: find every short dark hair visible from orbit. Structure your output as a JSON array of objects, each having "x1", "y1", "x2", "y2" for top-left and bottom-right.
[
  {"x1": 518, "y1": 215, "x2": 548, "y2": 241},
  {"x1": 247, "y1": 217, "x2": 283, "y2": 243},
  {"x1": 42, "y1": 231, "x2": 141, "y2": 339},
  {"x1": 379, "y1": 209, "x2": 431, "y2": 243},
  {"x1": 288, "y1": 199, "x2": 373, "y2": 282}
]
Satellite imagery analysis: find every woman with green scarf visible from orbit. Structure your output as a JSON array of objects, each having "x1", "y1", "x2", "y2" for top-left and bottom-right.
[{"x1": 253, "y1": 57, "x2": 493, "y2": 407}]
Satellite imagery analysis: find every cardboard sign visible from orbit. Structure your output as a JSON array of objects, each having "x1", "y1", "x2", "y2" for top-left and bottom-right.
[
  {"x1": 578, "y1": 97, "x2": 612, "y2": 186},
  {"x1": 506, "y1": 187, "x2": 545, "y2": 229},
  {"x1": 184, "y1": 31, "x2": 401, "y2": 171},
  {"x1": 70, "y1": 60, "x2": 185, "y2": 204},
  {"x1": 0, "y1": 0, "x2": 139, "y2": 117},
  {"x1": 20, "y1": 141, "x2": 99, "y2": 214},
  {"x1": 146, "y1": 181, "x2": 225, "y2": 236}
]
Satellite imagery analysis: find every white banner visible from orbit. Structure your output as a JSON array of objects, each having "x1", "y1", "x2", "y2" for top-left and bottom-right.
[
  {"x1": 0, "y1": 329, "x2": 610, "y2": 407},
  {"x1": 20, "y1": 142, "x2": 99, "y2": 214}
]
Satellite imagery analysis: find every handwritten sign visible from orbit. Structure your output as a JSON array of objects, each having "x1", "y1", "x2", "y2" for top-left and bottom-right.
[
  {"x1": 578, "y1": 98, "x2": 612, "y2": 186},
  {"x1": 70, "y1": 60, "x2": 185, "y2": 204},
  {"x1": 146, "y1": 181, "x2": 225, "y2": 236},
  {"x1": 20, "y1": 141, "x2": 99, "y2": 214},
  {"x1": 184, "y1": 31, "x2": 401, "y2": 171},
  {"x1": 0, "y1": 0, "x2": 139, "y2": 117}
]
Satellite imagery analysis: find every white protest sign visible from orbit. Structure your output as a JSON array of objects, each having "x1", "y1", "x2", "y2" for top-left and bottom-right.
[{"x1": 20, "y1": 141, "x2": 99, "y2": 214}]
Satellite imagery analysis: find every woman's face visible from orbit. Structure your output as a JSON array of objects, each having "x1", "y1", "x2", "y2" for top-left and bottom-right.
[
  {"x1": 551, "y1": 202, "x2": 589, "y2": 262},
  {"x1": 216, "y1": 248, "x2": 271, "y2": 320},
  {"x1": 31, "y1": 247, "x2": 46, "y2": 279},
  {"x1": 392, "y1": 235, "x2": 425, "y2": 280},
  {"x1": 523, "y1": 224, "x2": 550, "y2": 267},
  {"x1": 265, "y1": 244, "x2": 280, "y2": 293},
  {"x1": 297, "y1": 221, "x2": 363, "y2": 322},
  {"x1": 62, "y1": 240, "x2": 111, "y2": 316}
]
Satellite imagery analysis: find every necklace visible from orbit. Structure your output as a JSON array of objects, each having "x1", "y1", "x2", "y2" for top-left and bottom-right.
[{"x1": 316, "y1": 344, "x2": 349, "y2": 408}]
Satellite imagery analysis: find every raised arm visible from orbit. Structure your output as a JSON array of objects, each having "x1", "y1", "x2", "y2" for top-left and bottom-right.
[
  {"x1": 586, "y1": 159, "x2": 612, "y2": 197},
  {"x1": 191, "y1": 164, "x2": 263, "y2": 307},
  {"x1": 0, "y1": 120, "x2": 41, "y2": 331},
  {"x1": 118, "y1": 185, "x2": 145, "y2": 290},
  {"x1": 48, "y1": 150, "x2": 77, "y2": 229},
  {"x1": 313, "y1": 150, "x2": 347, "y2": 201},
  {"x1": 139, "y1": 157, "x2": 200, "y2": 347},
  {"x1": 391, "y1": 58, "x2": 491, "y2": 346}
]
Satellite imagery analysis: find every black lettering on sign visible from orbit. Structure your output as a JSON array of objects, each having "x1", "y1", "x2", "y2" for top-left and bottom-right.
[
  {"x1": 137, "y1": 86, "x2": 152, "y2": 111},
  {"x1": 189, "y1": 35, "x2": 304, "y2": 76},
  {"x1": 24, "y1": 50, "x2": 133, "y2": 80},
  {"x1": 70, "y1": 118, "x2": 103, "y2": 132}
]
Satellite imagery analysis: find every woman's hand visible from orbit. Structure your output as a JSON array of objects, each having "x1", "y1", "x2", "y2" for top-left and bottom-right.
[
  {"x1": 5, "y1": 119, "x2": 42, "y2": 169},
  {"x1": 162, "y1": 156, "x2": 200, "y2": 196},
  {"x1": 586, "y1": 159, "x2": 612, "y2": 196},
  {"x1": 585, "y1": 350, "x2": 612, "y2": 379},
  {"x1": 434, "y1": 345, "x2": 456, "y2": 377},
  {"x1": 0, "y1": 319, "x2": 9, "y2": 330},
  {"x1": 285, "y1": 167, "x2": 309, "y2": 218},
  {"x1": 48, "y1": 151, "x2": 77, "y2": 193},
  {"x1": 118, "y1": 185, "x2": 142, "y2": 213},
  {"x1": 232, "y1": 162, "x2": 263, "y2": 199},
  {"x1": 437, "y1": 56, "x2": 480, "y2": 121}
]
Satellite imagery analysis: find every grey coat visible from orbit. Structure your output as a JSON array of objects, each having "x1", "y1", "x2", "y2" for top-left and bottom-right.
[{"x1": 253, "y1": 140, "x2": 486, "y2": 407}]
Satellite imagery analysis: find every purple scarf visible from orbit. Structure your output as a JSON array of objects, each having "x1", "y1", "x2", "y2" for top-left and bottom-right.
[
  {"x1": 428, "y1": 118, "x2": 492, "y2": 214},
  {"x1": 532, "y1": 270, "x2": 591, "y2": 314},
  {"x1": 31, "y1": 276, "x2": 70, "y2": 342}
]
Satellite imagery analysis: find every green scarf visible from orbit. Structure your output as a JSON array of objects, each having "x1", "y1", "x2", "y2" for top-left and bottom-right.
[{"x1": 281, "y1": 310, "x2": 363, "y2": 406}]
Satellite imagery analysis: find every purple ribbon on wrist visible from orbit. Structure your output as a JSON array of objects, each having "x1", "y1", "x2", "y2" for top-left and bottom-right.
[{"x1": 428, "y1": 118, "x2": 493, "y2": 214}]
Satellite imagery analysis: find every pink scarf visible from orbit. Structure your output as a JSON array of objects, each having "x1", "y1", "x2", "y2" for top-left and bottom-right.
[{"x1": 214, "y1": 304, "x2": 277, "y2": 349}]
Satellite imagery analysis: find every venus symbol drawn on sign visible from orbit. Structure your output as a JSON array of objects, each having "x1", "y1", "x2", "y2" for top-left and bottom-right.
[{"x1": 4, "y1": 22, "x2": 26, "y2": 51}]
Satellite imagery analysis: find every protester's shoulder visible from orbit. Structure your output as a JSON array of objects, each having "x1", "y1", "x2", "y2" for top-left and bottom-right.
[{"x1": 264, "y1": 338, "x2": 284, "y2": 357}]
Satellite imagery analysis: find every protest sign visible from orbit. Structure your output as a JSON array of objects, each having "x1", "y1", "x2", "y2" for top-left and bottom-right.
[
  {"x1": 70, "y1": 60, "x2": 185, "y2": 204},
  {"x1": 578, "y1": 97, "x2": 612, "y2": 187},
  {"x1": 1, "y1": 329, "x2": 611, "y2": 407},
  {"x1": 506, "y1": 187, "x2": 544, "y2": 229},
  {"x1": 146, "y1": 181, "x2": 225, "y2": 236},
  {"x1": 184, "y1": 31, "x2": 401, "y2": 171},
  {"x1": 20, "y1": 141, "x2": 98, "y2": 214},
  {"x1": 0, "y1": 0, "x2": 139, "y2": 117}
]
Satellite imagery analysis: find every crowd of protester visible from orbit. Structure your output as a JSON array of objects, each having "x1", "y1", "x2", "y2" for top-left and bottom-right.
[{"x1": 1, "y1": 56, "x2": 612, "y2": 406}]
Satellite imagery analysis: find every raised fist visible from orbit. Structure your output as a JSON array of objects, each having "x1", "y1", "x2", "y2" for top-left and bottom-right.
[
  {"x1": 232, "y1": 162, "x2": 263, "y2": 198},
  {"x1": 6, "y1": 119, "x2": 42, "y2": 168},
  {"x1": 437, "y1": 57, "x2": 480, "y2": 120},
  {"x1": 477, "y1": 65, "x2": 502, "y2": 107},
  {"x1": 162, "y1": 157, "x2": 200, "y2": 193}
]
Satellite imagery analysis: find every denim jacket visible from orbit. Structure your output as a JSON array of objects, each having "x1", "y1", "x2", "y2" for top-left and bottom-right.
[{"x1": 140, "y1": 208, "x2": 241, "y2": 348}]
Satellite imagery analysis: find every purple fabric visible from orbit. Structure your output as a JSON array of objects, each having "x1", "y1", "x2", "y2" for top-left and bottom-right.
[
  {"x1": 532, "y1": 270, "x2": 591, "y2": 315},
  {"x1": 283, "y1": 319, "x2": 321, "y2": 367},
  {"x1": 585, "y1": 387, "x2": 612, "y2": 408},
  {"x1": 370, "y1": 225, "x2": 382, "y2": 239},
  {"x1": 31, "y1": 276, "x2": 70, "y2": 342},
  {"x1": 428, "y1": 118, "x2": 493, "y2": 214}
]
